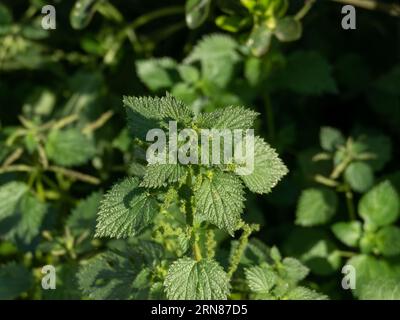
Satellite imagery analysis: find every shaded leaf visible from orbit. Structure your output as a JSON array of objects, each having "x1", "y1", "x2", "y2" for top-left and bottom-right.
[{"x1": 95, "y1": 177, "x2": 158, "y2": 238}]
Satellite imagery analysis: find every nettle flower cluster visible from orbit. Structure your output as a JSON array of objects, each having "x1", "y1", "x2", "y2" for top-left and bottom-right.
[{"x1": 80, "y1": 93, "x2": 308, "y2": 299}]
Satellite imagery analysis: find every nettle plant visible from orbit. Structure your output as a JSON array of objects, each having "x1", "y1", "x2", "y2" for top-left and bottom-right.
[
  {"x1": 294, "y1": 126, "x2": 400, "y2": 299},
  {"x1": 77, "y1": 94, "x2": 326, "y2": 299},
  {"x1": 296, "y1": 126, "x2": 392, "y2": 227},
  {"x1": 185, "y1": 0, "x2": 308, "y2": 56}
]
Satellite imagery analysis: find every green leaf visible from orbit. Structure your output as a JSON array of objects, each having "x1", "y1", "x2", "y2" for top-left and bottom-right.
[
  {"x1": 194, "y1": 171, "x2": 245, "y2": 235},
  {"x1": 67, "y1": 192, "x2": 102, "y2": 237},
  {"x1": 344, "y1": 162, "x2": 374, "y2": 193},
  {"x1": 0, "y1": 182, "x2": 28, "y2": 220},
  {"x1": 240, "y1": 137, "x2": 288, "y2": 194},
  {"x1": 281, "y1": 257, "x2": 309, "y2": 284},
  {"x1": 0, "y1": 262, "x2": 33, "y2": 299},
  {"x1": 42, "y1": 264, "x2": 82, "y2": 300},
  {"x1": 136, "y1": 58, "x2": 177, "y2": 91},
  {"x1": 273, "y1": 51, "x2": 337, "y2": 95},
  {"x1": 185, "y1": 0, "x2": 211, "y2": 29},
  {"x1": 196, "y1": 106, "x2": 259, "y2": 130},
  {"x1": 331, "y1": 221, "x2": 362, "y2": 247},
  {"x1": 125, "y1": 101, "x2": 162, "y2": 140},
  {"x1": 149, "y1": 282, "x2": 166, "y2": 300},
  {"x1": 124, "y1": 94, "x2": 193, "y2": 131},
  {"x1": 358, "y1": 181, "x2": 399, "y2": 227},
  {"x1": 0, "y1": 182, "x2": 47, "y2": 244},
  {"x1": 95, "y1": 177, "x2": 158, "y2": 238},
  {"x1": 274, "y1": 17, "x2": 302, "y2": 42},
  {"x1": 21, "y1": 19, "x2": 49, "y2": 40},
  {"x1": 185, "y1": 34, "x2": 239, "y2": 88},
  {"x1": 215, "y1": 15, "x2": 248, "y2": 33},
  {"x1": 355, "y1": 134, "x2": 392, "y2": 172},
  {"x1": 185, "y1": 34, "x2": 238, "y2": 64},
  {"x1": 240, "y1": 238, "x2": 270, "y2": 265},
  {"x1": 375, "y1": 226, "x2": 400, "y2": 257},
  {"x1": 359, "y1": 279, "x2": 400, "y2": 300},
  {"x1": 171, "y1": 82, "x2": 198, "y2": 105},
  {"x1": 177, "y1": 64, "x2": 200, "y2": 84},
  {"x1": 140, "y1": 164, "x2": 187, "y2": 188},
  {"x1": 320, "y1": 127, "x2": 345, "y2": 151},
  {"x1": 70, "y1": 0, "x2": 100, "y2": 30},
  {"x1": 247, "y1": 24, "x2": 273, "y2": 57},
  {"x1": 0, "y1": 193, "x2": 47, "y2": 244},
  {"x1": 296, "y1": 188, "x2": 338, "y2": 226},
  {"x1": 245, "y1": 263, "x2": 277, "y2": 294},
  {"x1": 286, "y1": 286, "x2": 328, "y2": 300},
  {"x1": 45, "y1": 128, "x2": 96, "y2": 167},
  {"x1": 164, "y1": 257, "x2": 230, "y2": 299},
  {"x1": 270, "y1": 246, "x2": 282, "y2": 263},
  {"x1": 283, "y1": 228, "x2": 342, "y2": 276},
  {"x1": 348, "y1": 254, "x2": 398, "y2": 298},
  {"x1": 78, "y1": 250, "x2": 151, "y2": 299}
]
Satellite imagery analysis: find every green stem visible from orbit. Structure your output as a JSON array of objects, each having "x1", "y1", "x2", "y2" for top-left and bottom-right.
[
  {"x1": 194, "y1": 240, "x2": 202, "y2": 261},
  {"x1": 0, "y1": 164, "x2": 33, "y2": 174},
  {"x1": 344, "y1": 184, "x2": 356, "y2": 221},
  {"x1": 151, "y1": 22, "x2": 186, "y2": 43},
  {"x1": 337, "y1": 250, "x2": 356, "y2": 258},
  {"x1": 47, "y1": 166, "x2": 100, "y2": 185},
  {"x1": 314, "y1": 174, "x2": 340, "y2": 187},
  {"x1": 295, "y1": 0, "x2": 316, "y2": 20},
  {"x1": 126, "y1": 6, "x2": 184, "y2": 30},
  {"x1": 330, "y1": 156, "x2": 352, "y2": 180},
  {"x1": 185, "y1": 167, "x2": 203, "y2": 261}
]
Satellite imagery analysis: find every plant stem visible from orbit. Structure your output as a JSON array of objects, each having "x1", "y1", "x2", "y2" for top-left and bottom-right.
[
  {"x1": 127, "y1": 6, "x2": 184, "y2": 30},
  {"x1": 295, "y1": 0, "x2": 317, "y2": 20},
  {"x1": 52, "y1": 114, "x2": 79, "y2": 130},
  {"x1": 194, "y1": 240, "x2": 202, "y2": 261},
  {"x1": 337, "y1": 250, "x2": 356, "y2": 258},
  {"x1": 314, "y1": 174, "x2": 340, "y2": 187},
  {"x1": 344, "y1": 184, "x2": 356, "y2": 221},
  {"x1": 47, "y1": 166, "x2": 100, "y2": 185},
  {"x1": 82, "y1": 110, "x2": 114, "y2": 135},
  {"x1": 2, "y1": 148, "x2": 23, "y2": 167},
  {"x1": 185, "y1": 167, "x2": 203, "y2": 261},
  {"x1": 0, "y1": 164, "x2": 33, "y2": 174},
  {"x1": 330, "y1": 156, "x2": 351, "y2": 180}
]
